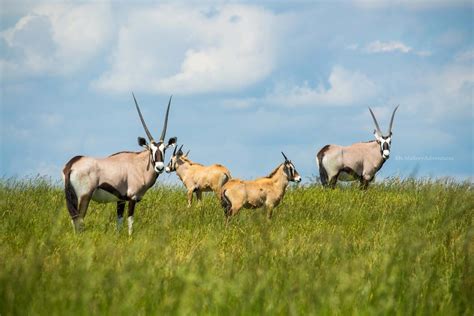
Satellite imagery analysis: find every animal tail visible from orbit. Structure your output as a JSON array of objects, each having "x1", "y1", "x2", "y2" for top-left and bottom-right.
[
  {"x1": 63, "y1": 162, "x2": 80, "y2": 220},
  {"x1": 317, "y1": 145, "x2": 330, "y2": 187},
  {"x1": 220, "y1": 189, "x2": 232, "y2": 217}
]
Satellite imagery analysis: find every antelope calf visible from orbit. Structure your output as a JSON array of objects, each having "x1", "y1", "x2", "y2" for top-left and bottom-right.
[
  {"x1": 165, "y1": 145, "x2": 231, "y2": 207},
  {"x1": 62, "y1": 94, "x2": 177, "y2": 234},
  {"x1": 221, "y1": 152, "x2": 301, "y2": 223},
  {"x1": 317, "y1": 106, "x2": 399, "y2": 189}
]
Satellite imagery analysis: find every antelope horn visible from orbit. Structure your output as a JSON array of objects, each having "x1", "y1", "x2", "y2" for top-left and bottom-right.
[
  {"x1": 368, "y1": 107, "x2": 382, "y2": 136},
  {"x1": 387, "y1": 105, "x2": 399, "y2": 135},
  {"x1": 177, "y1": 144, "x2": 183, "y2": 155},
  {"x1": 185, "y1": 150, "x2": 190, "y2": 157},
  {"x1": 281, "y1": 151, "x2": 289, "y2": 162},
  {"x1": 173, "y1": 145, "x2": 177, "y2": 156},
  {"x1": 132, "y1": 92, "x2": 154, "y2": 142},
  {"x1": 159, "y1": 95, "x2": 172, "y2": 142}
]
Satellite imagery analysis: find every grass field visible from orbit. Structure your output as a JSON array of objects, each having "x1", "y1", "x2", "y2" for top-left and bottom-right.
[{"x1": 0, "y1": 177, "x2": 472, "y2": 315}]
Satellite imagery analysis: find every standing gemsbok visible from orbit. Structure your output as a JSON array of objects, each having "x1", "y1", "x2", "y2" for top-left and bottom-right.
[
  {"x1": 221, "y1": 152, "x2": 301, "y2": 224},
  {"x1": 317, "y1": 106, "x2": 399, "y2": 189},
  {"x1": 165, "y1": 145, "x2": 231, "y2": 207},
  {"x1": 62, "y1": 94, "x2": 177, "y2": 234}
]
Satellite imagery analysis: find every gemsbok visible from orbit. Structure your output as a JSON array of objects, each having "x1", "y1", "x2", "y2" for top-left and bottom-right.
[
  {"x1": 165, "y1": 145, "x2": 231, "y2": 207},
  {"x1": 317, "y1": 106, "x2": 399, "y2": 189},
  {"x1": 220, "y1": 152, "x2": 301, "y2": 224},
  {"x1": 62, "y1": 94, "x2": 177, "y2": 234}
]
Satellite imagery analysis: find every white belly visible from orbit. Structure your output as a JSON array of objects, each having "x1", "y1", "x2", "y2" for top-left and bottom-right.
[{"x1": 92, "y1": 188, "x2": 119, "y2": 203}]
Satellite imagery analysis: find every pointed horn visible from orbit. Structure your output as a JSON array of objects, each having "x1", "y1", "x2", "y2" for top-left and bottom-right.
[
  {"x1": 159, "y1": 95, "x2": 172, "y2": 141},
  {"x1": 177, "y1": 144, "x2": 183, "y2": 155},
  {"x1": 368, "y1": 107, "x2": 382, "y2": 136},
  {"x1": 387, "y1": 105, "x2": 399, "y2": 135},
  {"x1": 132, "y1": 92, "x2": 154, "y2": 142},
  {"x1": 185, "y1": 150, "x2": 190, "y2": 157},
  {"x1": 173, "y1": 145, "x2": 177, "y2": 156},
  {"x1": 281, "y1": 151, "x2": 289, "y2": 161}
]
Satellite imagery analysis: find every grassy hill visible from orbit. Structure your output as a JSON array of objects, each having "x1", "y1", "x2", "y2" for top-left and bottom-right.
[{"x1": 0, "y1": 178, "x2": 472, "y2": 315}]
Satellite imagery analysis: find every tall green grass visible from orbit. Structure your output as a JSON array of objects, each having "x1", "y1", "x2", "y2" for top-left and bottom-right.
[{"x1": 0, "y1": 177, "x2": 472, "y2": 315}]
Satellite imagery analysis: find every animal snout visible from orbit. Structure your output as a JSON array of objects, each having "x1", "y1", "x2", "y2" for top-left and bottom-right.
[
  {"x1": 155, "y1": 162, "x2": 165, "y2": 173},
  {"x1": 383, "y1": 150, "x2": 390, "y2": 158},
  {"x1": 165, "y1": 166, "x2": 171, "y2": 173},
  {"x1": 294, "y1": 176, "x2": 302, "y2": 183}
]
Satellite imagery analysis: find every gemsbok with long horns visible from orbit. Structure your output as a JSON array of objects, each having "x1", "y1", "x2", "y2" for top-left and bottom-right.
[
  {"x1": 317, "y1": 106, "x2": 399, "y2": 189},
  {"x1": 221, "y1": 152, "x2": 301, "y2": 224},
  {"x1": 62, "y1": 94, "x2": 177, "y2": 234},
  {"x1": 165, "y1": 145, "x2": 231, "y2": 207}
]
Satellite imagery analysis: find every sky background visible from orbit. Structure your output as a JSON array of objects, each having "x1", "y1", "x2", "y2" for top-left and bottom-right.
[{"x1": 1, "y1": 0, "x2": 473, "y2": 184}]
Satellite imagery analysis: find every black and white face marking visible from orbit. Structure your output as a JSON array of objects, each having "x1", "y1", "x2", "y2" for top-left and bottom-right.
[
  {"x1": 149, "y1": 142, "x2": 166, "y2": 173},
  {"x1": 375, "y1": 133, "x2": 392, "y2": 159},
  {"x1": 284, "y1": 161, "x2": 302, "y2": 183}
]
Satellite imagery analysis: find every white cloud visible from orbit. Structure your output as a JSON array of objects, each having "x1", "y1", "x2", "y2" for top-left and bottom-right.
[
  {"x1": 223, "y1": 66, "x2": 377, "y2": 108},
  {"x1": 265, "y1": 66, "x2": 377, "y2": 107},
  {"x1": 365, "y1": 40, "x2": 412, "y2": 53},
  {"x1": 393, "y1": 63, "x2": 473, "y2": 121},
  {"x1": 353, "y1": 0, "x2": 471, "y2": 10},
  {"x1": 93, "y1": 4, "x2": 283, "y2": 94},
  {"x1": 1, "y1": 2, "x2": 113, "y2": 77}
]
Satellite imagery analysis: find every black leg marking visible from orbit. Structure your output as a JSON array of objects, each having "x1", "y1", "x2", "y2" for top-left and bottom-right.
[
  {"x1": 117, "y1": 201, "x2": 125, "y2": 218},
  {"x1": 128, "y1": 200, "x2": 136, "y2": 218}
]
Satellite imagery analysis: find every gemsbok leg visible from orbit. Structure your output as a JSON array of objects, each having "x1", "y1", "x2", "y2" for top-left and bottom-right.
[
  {"x1": 117, "y1": 201, "x2": 125, "y2": 230},
  {"x1": 127, "y1": 201, "x2": 136, "y2": 235}
]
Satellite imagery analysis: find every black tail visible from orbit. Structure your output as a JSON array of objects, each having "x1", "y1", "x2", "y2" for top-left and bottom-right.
[
  {"x1": 220, "y1": 189, "x2": 232, "y2": 217},
  {"x1": 63, "y1": 156, "x2": 82, "y2": 219},
  {"x1": 317, "y1": 145, "x2": 330, "y2": 187}
]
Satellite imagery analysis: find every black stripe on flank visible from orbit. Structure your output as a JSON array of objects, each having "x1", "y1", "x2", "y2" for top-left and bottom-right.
[{"x1": 98, "y1": 183, "x2": 130, "y2": 201}]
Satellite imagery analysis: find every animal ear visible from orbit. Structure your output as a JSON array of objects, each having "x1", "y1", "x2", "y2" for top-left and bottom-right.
[
  {"x1": 166, "y1": 137, "x2": 177, "y2": 148},
  {"x1": 138, "y1": 137, "x2": 148, "y2": 148}
]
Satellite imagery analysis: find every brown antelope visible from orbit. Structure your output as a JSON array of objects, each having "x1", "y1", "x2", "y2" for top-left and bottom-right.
[
  {"x1": 165, "y1": 145, "x2": 231, "y2": 207},
  {"x1": 220, "y1": 152, "x2": 301, "y2": 223},
  {"x1": 62, "y1": 94, "x2": 177, "y2": 234},
  {"x1": 317, "y1": 106, "x2": 399, "y2": 189}
]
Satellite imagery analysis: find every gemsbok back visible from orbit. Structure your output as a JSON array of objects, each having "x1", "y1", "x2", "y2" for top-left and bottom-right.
[
  {"x1": 317, "y1": 106, "x2": 399, "y2": 189},
  {"x1": 221, "y1": 152, "x2": 301, "y2": 224},
  {"x1": 165, "y1": 145, "x2": 231, "y2": 207},
  {"x1": 62, "y1": 94, "x2": 177, "y2": 234}
]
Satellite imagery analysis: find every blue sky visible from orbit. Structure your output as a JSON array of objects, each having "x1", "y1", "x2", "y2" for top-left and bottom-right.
[{"x1": 1, "y1": 0, "x2": 473, "y2": 183}]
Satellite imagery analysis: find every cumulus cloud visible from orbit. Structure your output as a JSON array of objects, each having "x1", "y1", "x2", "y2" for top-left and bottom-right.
[
  {"x1": 393, "y1": 63, "x2": 473, "y2": 121},
  {"x1": 1, "y1": 2, "x2": 113, "y2": 77},
  {"x1": 222, "y1": 66, "x2": 377, "y2": 108},
  {"x1": 265, "y1": 66, "x2": 377, "y2": 107},
  {"x1": 93, "y1": 4, "x2": 283, "y2": 95}
]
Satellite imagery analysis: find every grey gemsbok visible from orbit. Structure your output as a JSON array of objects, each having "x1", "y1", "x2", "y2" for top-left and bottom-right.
[
  {"x1": 221, "y1": 152, "x2": 301, "y2": 224},
  {"x1": 165, "y1": 145, "x2": 231, "y2": 207},
  {"x1": 317, "y1": 106, "x2": 399, "y2": 189},
  {"x1": 62, "y1": 94, "x2": 177, "y2": 234}
]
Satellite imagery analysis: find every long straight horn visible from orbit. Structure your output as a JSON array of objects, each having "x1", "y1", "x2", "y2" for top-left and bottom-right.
[
  {"x1": 281, "y1": 151, "x2": 289, "y2": 162},
  {"x1": 133, "y1": 92, "x2": 154, "y2": 142},
  {"x1": 177, "y1": 144, "x2": 183, "y2": 155},
  {"x1": 387, "y1": 105, "x2": 399, "y2": 135},
  {"x1": 173, "y1": 145, "x2": 177, "y2": 156},
  {"x1": 185, "y1": 150, "x2": 190, "y2": 157},
  {"x1": 159, "y1": 95, "x2": 172, "y2": 142},
  {"x1": 368, "y1": 107, "x2": 382, "y2": 136}
]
